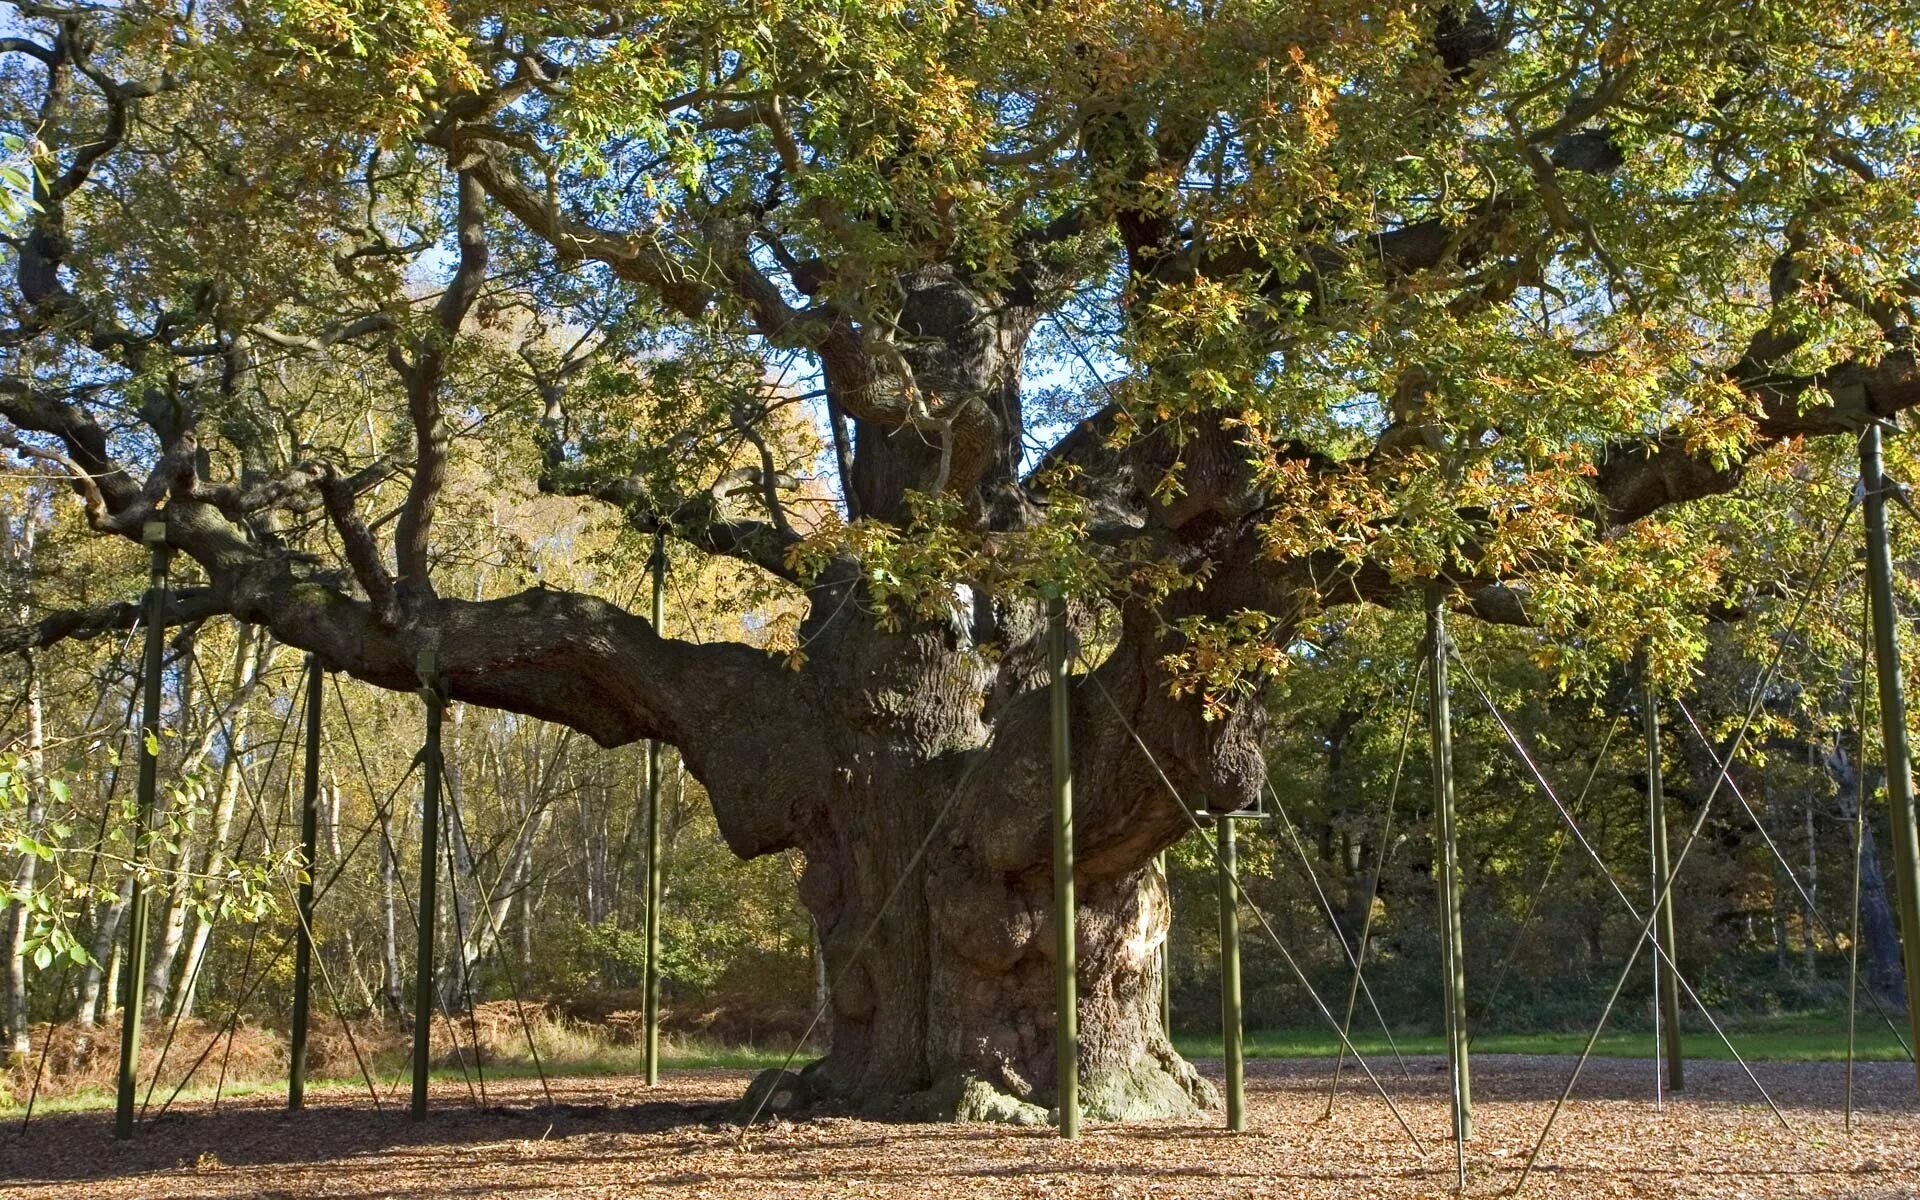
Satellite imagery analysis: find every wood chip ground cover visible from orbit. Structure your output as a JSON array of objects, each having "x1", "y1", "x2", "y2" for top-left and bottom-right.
[{"x1": 1, "y1": 1056, "x2": 1915, "y2": 1198}]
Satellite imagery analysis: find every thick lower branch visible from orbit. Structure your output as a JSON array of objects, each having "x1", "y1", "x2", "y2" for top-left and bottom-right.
[{"x1": 0, "y1": 587, "x2": 225, "y2": 654}]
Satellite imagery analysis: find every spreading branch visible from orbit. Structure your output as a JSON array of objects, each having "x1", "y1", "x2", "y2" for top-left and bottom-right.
[{"x1": 389, "y1": 170, "x2": 488, "y2": 599}]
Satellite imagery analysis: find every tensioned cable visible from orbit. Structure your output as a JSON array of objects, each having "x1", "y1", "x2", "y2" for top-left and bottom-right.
[
  {"x1": 438, "y1": 766, "x2": 489, "y2": 1108},
  {"x1": 18, "y1": 620, "x2": 145, "y2": 1133},
  {"x1": 140, "y1": 648, "x2": 300, "y2": 1117},
  {"x1": 1648, "y1": 699, "x2": 1665, "y2": 1114},
  {"x1": 329, "y1": 673, "x2": 484, "y2": 1105},
  {"x1": 436, "y1": 756, "x2": 554, "y2": 1109},
  {"x1": 142, "y1": 652, "x2": 380, "y2": 1116},
  {"x1": 419, "y1": 706, "x2": 490, "y2": 1109},
  {"x1": 1470, "y1": 715, "x2": 1622, "y2": 1039},
  {"x1": 277, "y1": 863, "x2": 386, "y2": 1111},
  {"x1": 1505, "y1": 485, "x2": 1858, "y2": 1196},
  {"x1": 208, "y1": 926, "x2": 265, "y2": 1115},
  {"x1": 159, "y1": 651, "x2": 312, "y2": 1118},
  {"x1": 1078, "y1": 660, "x2": 1429, "y2": 1156},
  {"x1": 1846, "y1": 584, "x2": 1871, "y2": 1132},
  {"x1": 149, "y1": 755, "x2": 424, "y2": 1124},
  {"x1": 1672, "y1": 697, "x2": 1913, "y2": 1059},
  {"x1": 143, "y1": 653, "x2": 383, "y2": 1117},
  {"x1": 157, "y1": 758, "x2": 432, "y2": 1121},
  {"x1": 218, "y1": 656, "x2": 384, "y2": 1109},
  {"x1": 218, "y1": 668, "x2": 401, "y2": 1115},
  {"x1": 436, "y1": 752, "x2": 559, "y2": 1108},
  {"x1": 1325, "y1": 660, "x2": 1425, "y2": 1118},
  {"x1": 1454, "y1": 657, "x2": 1789, "y2": 1126},
  {"x1": 216, "y1": 656, "x2": 319, "y2": 1114},
  {"x1": 1263, "y1": 776, "x2": 1414, "y2": 1082},
  {"x1": 736, "y1": 721, "x2": 1009, "y2": 1140}
]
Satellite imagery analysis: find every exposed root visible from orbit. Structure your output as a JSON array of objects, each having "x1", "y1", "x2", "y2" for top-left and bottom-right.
[{"x1": 753, "y1": 1048, "x2": 1215, "y2": 1126}]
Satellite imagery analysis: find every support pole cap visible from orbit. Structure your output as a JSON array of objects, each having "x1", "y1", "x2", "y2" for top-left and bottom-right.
[
  {"x1": 141, "y1": 520, "x2": 167, "y2": 546},
  {"x1": 415, "y1": 628, "x2": 441, "y2": 694}
]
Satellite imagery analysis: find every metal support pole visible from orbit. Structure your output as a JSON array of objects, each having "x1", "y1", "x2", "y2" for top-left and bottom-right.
[
  {"x1": 289, "y1": 655, "x2": 322, "y2": 1109},
  {"x1": 1047, "y1": 594, "x2": 1080, "y2": 1139},
  {"x1": 114, "y1": 520, "x2": 170, "y2": 1141},
  {"x1": 1648, "y1": 737, "x2": 1665, "y2": 1113},
  {"x1": 1216, "y1": 818, "x2": 1246, "y2": 1131},
  {"x1": 644, "y1": 533, "x2": 665, "y2": 1087},
  {"x1": 411, "y1": 647, "x2": 443, "y2": 1121},
  {"x1": 1860, "y1": 422, "x2": 1920, "y2": 1088},
  {"x1": 1427, "y1": 593, "x2": 1472, "y2": 1153},
  {"x1": 1643, "y1": 681, "x2": 1684, "y2": 1091},
  {"x1": 1158, "y1": 850, "x2": 1172, "y2": 1039}
]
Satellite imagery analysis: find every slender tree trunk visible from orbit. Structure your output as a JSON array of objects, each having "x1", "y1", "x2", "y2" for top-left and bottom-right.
[
  {"x1": 519, "y1": 865, "x2": 534, "y2": 972},
  {"x1": 381, "y1": 811, "x2": 405, "y2": 1016},
  {"x1": 577, "y1": 770, "x2": 598, "y2": 926},
  {"x1": 173, "y1": 630, "x2": 266, "y2": 1019},
  {"x1": 1804, "y1": 788, "x2": 1818, "y2": 974},
  {"x1": 78, "y1": 873, "x2": 132, "y2": 1027},
  {"x1": 139, "y1": 641, "x2": 196, "y2": 1014},
  {"x1": 458, "y1": 800, "x2": 549, "y2": 978},
  {"x1": 324, "y1": 779, "x2": 374, "y2": 1012},
  {"x1": 1, "y1": 507, "x2": 43, "y2": 1055},
  {"x1": 1768, "y1": 781, "x2": 1791, "y2": 972},
  {"x1": 4, "y1": 645, "x2": 45, "y2": 1055},
  {"x1": 1826, "y1": 743, "x2": 1907, "y2": 1004},
  {"x1": 150, "y1": 629, "x2": 263, "y2": 1015},
  {"x1": 99, "y1": 913, "x2": 125, "y2": 1023},
  {"x1": 810, "y1": 918, "x2": 830, "y2": 1050},
  {"x1": 441, "y1": 704, "x2": 475, "y2": 1002}
]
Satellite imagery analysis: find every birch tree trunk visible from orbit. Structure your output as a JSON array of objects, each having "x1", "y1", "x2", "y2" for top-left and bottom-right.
[
  {"x1": 3, "y1": 501, "x2": 44, "y2": 1054},
  {"x1": 173, "y1": 630, "x2": 268, "y2": 1019},
  {"x1": 381, "y1": 808, "x2": 405, "y2": 1016},
  {"x1": 1767, "y1": 781, "x2": 1791, "y2": 971},
  {"x1": 4, "y1": 645, "x2": 44, "y2": 1055},
  {"x1": 325, "y1": 778, "x2": 376, "y2": 1013},
  {"x1": 1804, "y1": 788, "x2": 1818, "y2": 974}
]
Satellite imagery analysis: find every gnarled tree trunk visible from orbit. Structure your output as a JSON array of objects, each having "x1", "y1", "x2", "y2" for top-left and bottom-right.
[{"x1": 699, "y1": 589, "x2": 1260, "y2": 1120}]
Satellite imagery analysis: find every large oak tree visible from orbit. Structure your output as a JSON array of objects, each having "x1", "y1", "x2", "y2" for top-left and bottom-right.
[{"x1": 3, "y1": 0, "x2": 1918, "y2": 1118}]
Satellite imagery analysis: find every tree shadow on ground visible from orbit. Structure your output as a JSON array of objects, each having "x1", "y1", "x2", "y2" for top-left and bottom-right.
[
  {"x1": 0, "y1": 1090, "x2": 726, "y2": 1184},
  {"x1": 2, "y1": 1056, "x2": 1913, "y2": 1190},
  {"x1": 1234, "y1": 1052, "x2": 1920, "y2": 1110}
]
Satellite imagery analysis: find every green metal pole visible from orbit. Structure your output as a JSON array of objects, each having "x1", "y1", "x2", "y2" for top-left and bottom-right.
[
  {"x1": 1860, "y1": 422, "x2": 1920, "y2": 1088},
  {"x1": 1426, "y1": 593, "x2": 1472, "y2": 1150},
  {"x1": 1158, "y1": 850, "x2": 1172, "y2": 1039},
  {"x1": 411, "y1": 648, "x2": 442, "y2": 1121},
  {"x1": 1643, "y1": 681, "x2": 1684, "y2": 1091},
  {"x1": 644, "y1": 533, "x2": 665, "y2": 1087},
  {"x1": 1216, "y1": 819, "x2": 1245, "y2": 1131},
  {"x1": 114, "y1": 519, "x2": 170, "y2": 1141},
  {"x1": 1047, "y1": 594, "x2": 1080, "y2": 1138},
  {"x1": 289, "y1": 654, "x2": 322, "y2": 1109}
]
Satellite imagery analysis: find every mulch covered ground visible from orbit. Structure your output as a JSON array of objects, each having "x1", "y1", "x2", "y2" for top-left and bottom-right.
[{"x1": 2, "y1": 1056, "x2": 1915, "y2": 1198}]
